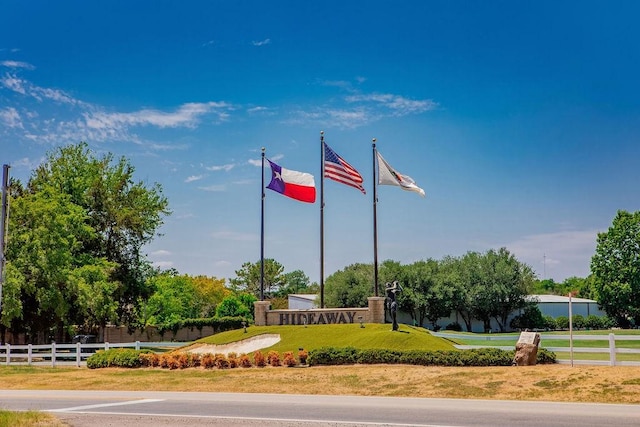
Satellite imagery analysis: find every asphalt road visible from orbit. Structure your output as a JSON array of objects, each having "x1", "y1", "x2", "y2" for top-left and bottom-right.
[{"x1": 1, "y1": 390, "x2": 639, "y2": 427}]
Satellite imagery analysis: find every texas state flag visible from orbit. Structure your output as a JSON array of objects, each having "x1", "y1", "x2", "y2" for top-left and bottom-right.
[{"x1": 266, "y1": 159, "x2": 316, "y2": 203}]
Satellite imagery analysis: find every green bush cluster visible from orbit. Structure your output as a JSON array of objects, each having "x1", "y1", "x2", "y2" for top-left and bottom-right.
[
  {"x1": 157, "y1": 316, "x2": 248, "y2": 336},
  {"x1": 307, "y1": 347, "x2": 556, "y2": 367},
  {"x1": 88, "y1": 346, "x2": 557, "y2": 369},
  {"x1": 87, "y1": 349, "x2": 149, "y2": 369}
]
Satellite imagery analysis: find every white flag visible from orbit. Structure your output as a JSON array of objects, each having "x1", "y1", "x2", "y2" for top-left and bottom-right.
[{"x1": 376, "y1": 151, "x2": 425, "y2": 197}]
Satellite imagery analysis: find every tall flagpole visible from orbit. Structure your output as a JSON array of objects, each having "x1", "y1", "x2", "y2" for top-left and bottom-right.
[
  {"x1": 320, "y1": 131, "x2": 325, "y2": 308},
  {"x1": 0, "y1": 165, "x2": 9, "y2": 315},
  {"x1": 372, "y1": 138, "x2": 379, "y2": 297},
  {"x1": 260, "y1": 148, "x2": 265, "y2": 301}
]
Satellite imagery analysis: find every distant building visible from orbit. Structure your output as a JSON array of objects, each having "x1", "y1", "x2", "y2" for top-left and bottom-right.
[
  {"x1": 287, "y1": 294, "x2": 318, "y2": 310},
  {"x1": 526, "y1": 294, "x2": 605, "y2": 318}
]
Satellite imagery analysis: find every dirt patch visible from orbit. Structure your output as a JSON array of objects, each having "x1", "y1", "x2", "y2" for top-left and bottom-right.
[{"x1": 185, "y1": 334, "x2": 281, "y2": 355}]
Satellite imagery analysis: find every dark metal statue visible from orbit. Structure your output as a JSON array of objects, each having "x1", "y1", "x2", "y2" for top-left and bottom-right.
[{"x1": 385, "y1": 281, "x2": 403, "y2": 331}]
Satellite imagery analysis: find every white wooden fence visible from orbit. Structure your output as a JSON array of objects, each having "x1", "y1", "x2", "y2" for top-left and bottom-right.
[
  {"x1": 0, "y1": 341, "x2": 185, "y2": 367},
  {"x1": 431, "y1": 331, "x2": 640, "y2": 366}
]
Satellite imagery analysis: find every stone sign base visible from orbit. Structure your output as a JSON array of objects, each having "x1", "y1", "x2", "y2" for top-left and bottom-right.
[{"x1": 512, "y1": 331, "x2": 541, "y2": 366}]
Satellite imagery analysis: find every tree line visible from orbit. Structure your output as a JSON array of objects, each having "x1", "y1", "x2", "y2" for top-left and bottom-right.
[{"x1": 2, "y1": 143, "x2": 639, "y2": 343}]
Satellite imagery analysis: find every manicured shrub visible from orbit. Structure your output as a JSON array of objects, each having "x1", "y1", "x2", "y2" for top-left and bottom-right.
[
  {"x1": 307, "y1": 347, "x2": 358, "y2": 366},
  {"x1": 536, "y1": 348, "x2": 556, "y2": 364},
  {"x1": 139, "y1": 353, "x2": 159, "y2": 367},
  {"x1": 267, "y1": 350, "x2": 281, "y2": 367},
  {"x1": 307, "y1": 346, "x2": 556, "y2": 368},
  {"x1": 253, "y1": 350, "x2": 266, "y2": 367},
  {"x1": 174, "y1": 353, "x2": 189, "y2": 369},
  {"x1": 572, "y1": 314, "x2": 585, "y2": 329},
  {"x1": 201, "y1": 353, "x2": 216, "y2": 369},
  {"x1": 282, "y1": 351, "x2": 297, "y2": 367},
  {"x1": 555, "y1": 315, "x2": 569, "y2": 330},
  {"x1": 543, "y1": 315, "x2": 557, "y2": 330},
  {"x1": 356, "y1": 349, "x2": 402, "y2": 364},
  {"x1": 189, "y1": 353, "x2": 201, "y2": 368},
  {"x1": 214, "y1": 353, "x2": 229, "y2": 369},
  {"x1": 239, "y1": 354, "x2": 252, "y2": 368},
  {"x1": 227, "y1": 352, "x2": 239, "y2": 368},
  {"x1": 86, "y1": 349, "x2": 147, "y2": 369},
  {"x1": 298, "y1": 349, "x2": 308, "y2": 365}
]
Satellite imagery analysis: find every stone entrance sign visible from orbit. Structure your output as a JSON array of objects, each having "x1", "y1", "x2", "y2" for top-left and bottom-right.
[{"x1": 512, "y1": 331, "x2": 541, "y2": 366}]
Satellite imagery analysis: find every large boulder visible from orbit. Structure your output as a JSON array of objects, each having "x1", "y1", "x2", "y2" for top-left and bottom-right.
[{"x1": 512, "y1": 331, "x2": 541, "y2": 366}]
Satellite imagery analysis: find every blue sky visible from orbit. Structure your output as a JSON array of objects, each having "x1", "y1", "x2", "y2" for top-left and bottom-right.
[{"x1": 1, "y1": 1, "x2": 639, "y2": 285}]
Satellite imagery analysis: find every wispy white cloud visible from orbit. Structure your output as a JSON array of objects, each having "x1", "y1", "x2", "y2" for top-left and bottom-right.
[
  {"x1": 1, "y1": 71, "x2": 236, "y2": 146},
  {"x1": 0, "y1": 107, "x2": 22, "y2": 129},
  {"x1": 151, "y1": 249, "x2": 172, "y2": 257},
  {"x1": 252, "y1": 38, "x2": 271, "y2": 46},
  {"x1": 152, "y1": 260, "x2": 174, "y2": 269},
  {"x1": 1, "y1": 73, "x2": 85, "y2": 105},
  {"x1": 197, "y1": 184, "x2": 226, "y2": 192},
  {"x1": 248, "y1": 153, "x2": 283, "y2": 167},
  {"x1": 247, "y1": 106, "x2": 273, "y2": 115},
  {"x1": 1, "y1": 60, "x2": 35, "y2": 70},
  {"x1": 211, "y1": 230, "x2": 258, "y2": 241},
  {"x1": 185, "y1": 174, "x2": 205, "y2": 183},
  {"x1": 10, "y1": 157, "x2": 41, "y2": 170},
  {"x1": 85, "y1": 102, "x2": 233, "y2": 130},
  {"x1": 286, "y1": 90, "x2": 437, "y2": 129},
  {"x1": 345, "y1": 93, "x2": 438, "y2": 115},
  {"x1": 205, "y1": 163, "x2": 234, "y2": 172}
]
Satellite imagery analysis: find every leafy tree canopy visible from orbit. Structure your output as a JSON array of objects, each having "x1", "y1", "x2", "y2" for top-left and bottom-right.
[{"x1": 591, "y1": 210, "x2": 640, "y2": 327}]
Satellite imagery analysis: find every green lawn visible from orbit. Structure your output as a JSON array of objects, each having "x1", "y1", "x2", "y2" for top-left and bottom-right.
[
  {"x1": 189, "y1": 323, "x2": 457, "y2": 353},
  {"x1": 443, "y1": 329, "x2": 640, "y2": 362}
]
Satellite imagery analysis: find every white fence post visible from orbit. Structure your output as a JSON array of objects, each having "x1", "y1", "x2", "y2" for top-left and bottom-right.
[
  {"x1": 28, "y1": 344, "x2": 32, "y2": 365},
  {"x1": 76, "y1": 342, "x2": 82, "y2": 367},
  {"x1": 136, "y1": 341, "x2": 140, "y2": 350},
  {"x1": 51, "y1": 342, "x2": 56, "y2": 368},
  {"x1": 5, "y1": 343, "x2": 9, "y2": 366},
  {"x1": 609, "y1": 333, "x2": 616, "y2": 366}
]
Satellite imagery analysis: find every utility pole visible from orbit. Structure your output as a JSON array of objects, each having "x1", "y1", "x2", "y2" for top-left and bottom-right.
[{"x1": 0, "y1": 164, "x2": 10, "y2": 315}]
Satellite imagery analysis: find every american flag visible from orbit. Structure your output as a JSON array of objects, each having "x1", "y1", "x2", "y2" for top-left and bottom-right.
[{"x1": 324, "y1": 143, "x2": 366, "y2": 194}]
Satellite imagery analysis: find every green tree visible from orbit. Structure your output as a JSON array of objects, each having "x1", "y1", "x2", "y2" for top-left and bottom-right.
[
  {"x1": 5, "y1": 187, "x2": 101, "y2": 342},
  {"x1": 28, "y1": 142, "x2": 170, "y2": 325},
  {"x1": 229, "y1": 259, "x2": 285, "y2": 298},
  {"x1": 324, "y1": 263, "x2": 372, "y2": 308},
  {"x1": 215, "y1": 295, "x2": 252, "y2": 319},
  {"x1": 191, "y1": 275, "x2": 231, "y2": 317},
  {"x1": 142, "y1": 272, "x2": 201, "y2": 330},
  {"x1": 276, "y1": 270, "x2": 315, "y2": 297},
  {"x1": 456, "y1": 248, "x2": 534, "y2": 332},
  {"x1": 591, "y1": 210, "x2": 640, "y2": 327}
]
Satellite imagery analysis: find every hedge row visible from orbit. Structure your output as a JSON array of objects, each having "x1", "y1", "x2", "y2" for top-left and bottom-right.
[
  {"x1": 87, "y1": 347, "x2": 555, "y2": 369},
  {"x1": 307, "y1": 347, "x2": 556, "y2": 366},
  {"x1": 155, "y1": 316, "x2": 248, "y2": 335}
]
